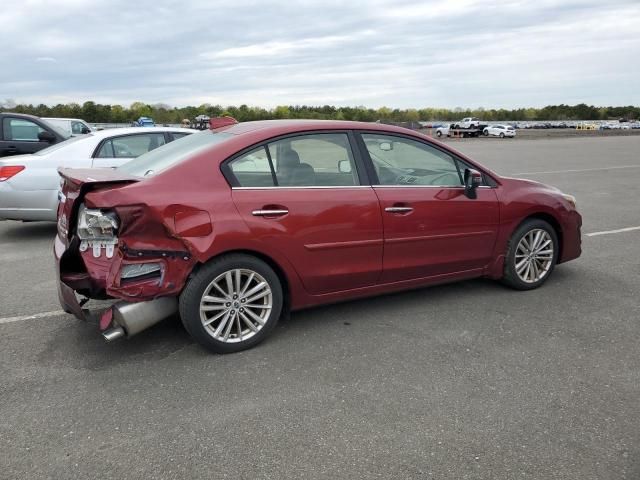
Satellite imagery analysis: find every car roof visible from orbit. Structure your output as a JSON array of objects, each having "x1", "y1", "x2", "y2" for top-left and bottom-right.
[
  {"x1": 0, "y1": 112, "x2": 42, "y2": 120},
  {"x1": 88, "y1": 126, "x2": 194, "y2": 138},
  {"x1": 43, "y1": 117, "x2": 87, "y2": 122},
  {"x1": 216, "y1": 119, "x2": 423, "y2": 138}
]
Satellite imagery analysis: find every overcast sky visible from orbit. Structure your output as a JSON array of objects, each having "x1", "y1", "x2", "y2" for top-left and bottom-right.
[{"x1": 1, "y1": 0, "x2": 638, "y2": 109}]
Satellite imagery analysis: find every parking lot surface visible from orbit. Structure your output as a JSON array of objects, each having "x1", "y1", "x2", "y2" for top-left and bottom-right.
[{"x1": 1, "y1": 136, "x2": 639, "y2": 479}]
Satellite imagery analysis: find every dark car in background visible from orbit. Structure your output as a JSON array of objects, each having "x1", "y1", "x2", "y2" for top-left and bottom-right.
[{"x1": 0, "y1": 112, "x2": 70, "y2": 157}]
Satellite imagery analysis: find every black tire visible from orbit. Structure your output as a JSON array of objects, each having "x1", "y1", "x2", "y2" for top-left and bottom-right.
[
  {"x1": 179, "y1": 254, "x2": 283, "y2": 353},
  {"x1": 436, "y1": 130, "x2": 442, "y2": 137},
  {"x1": 501, "y1": 219, "x2": 559, "y2": 290},
  {"x1": 483, "y1": 129, "x2": 489, "y2": 136},
  {"x1": 499, "y1": 132, "x2": 505, "y2": 138}
]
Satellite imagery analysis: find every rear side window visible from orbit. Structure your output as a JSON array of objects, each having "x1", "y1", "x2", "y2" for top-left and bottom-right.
[
  {"x1": 96, "y1": 133, "x2": 166, "y2": 158},
  {"x1": 2, "y1": 118, "x2": 45, "y2": 141},
  {"x1": 229, "y1": 147, "x2": 275, "y2": 187},
  {"x1": 227, "y1": 133, "x2": 359, "y2": 187}
]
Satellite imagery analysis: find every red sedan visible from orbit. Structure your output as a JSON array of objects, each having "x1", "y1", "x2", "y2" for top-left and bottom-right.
[{"x1": 55, "y1": 119, "x2": 581, "y2": 353}]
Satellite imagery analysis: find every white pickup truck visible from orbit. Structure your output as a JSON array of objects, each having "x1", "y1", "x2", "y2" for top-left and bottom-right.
[
  {"x1": 435, "y1": 120, "x2": 488, "y2": 138},
  {"x1": 454, "y1": 117, "x2": 481, "y2": 129}
]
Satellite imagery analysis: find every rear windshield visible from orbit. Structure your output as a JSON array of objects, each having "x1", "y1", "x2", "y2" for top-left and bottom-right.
[
  {"x1": 34, "y1": 134, "x2": 88, "y2": 155},
  {"x1": 117, "y1": 130, "x2": 233, "y2": 177},
  {"x1": 39, "y1": 119, "x2": 72, "y2": 139}
]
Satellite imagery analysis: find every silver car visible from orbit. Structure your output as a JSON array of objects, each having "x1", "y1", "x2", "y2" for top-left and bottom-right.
[{"x1": 0, "y1": 127, "x2": 193, "y2": 221}]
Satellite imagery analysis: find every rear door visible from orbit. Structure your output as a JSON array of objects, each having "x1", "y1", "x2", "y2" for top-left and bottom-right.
[
  {"x1": 92, "y1": 132, "x2": 167, "y2": 167},
  {"x1": 0, "y1": 116, "x2": 50, "y2": 156},
  {"x1": 357, "y1": 132, "x2": 499, "y2": 283},
  {"x1": 227, "y1": 132, "x2": 383, "y2": 295}
]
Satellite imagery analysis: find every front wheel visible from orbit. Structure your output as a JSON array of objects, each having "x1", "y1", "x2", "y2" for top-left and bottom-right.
[
  {"x1": 499, "y1": 132, "x2": 505, "y2": 138},
  {"x1": 179, "y1": 254, "x2": 283, "y2": 353},
  {"x1": 484, "y1": 129, "x2": 489, "y2": 136},
  {"x1": 436, "y1": 130, "x2": 442, "y2": 137},
  {"x1": 502, "y1": 219, "x2": 558, "y2": 290}
]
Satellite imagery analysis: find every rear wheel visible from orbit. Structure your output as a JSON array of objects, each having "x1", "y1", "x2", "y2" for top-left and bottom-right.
[
  {"x1": 436, "y1": 130, "x2": 442, "y2": 137},
  {"x1": 502, "y1": 219, "x2": 558, "y2": 290},
  {"x1": 179, "y1": 254, "x2": 283, "y2": 353}
]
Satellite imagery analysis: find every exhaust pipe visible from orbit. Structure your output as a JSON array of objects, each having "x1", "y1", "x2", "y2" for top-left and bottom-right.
[
  {"x1": 102, "y1": 326, "x2": 125, "y2": 342},
  {"x1": 102, "y1": 296, "x2": 178, "y2": 341}
]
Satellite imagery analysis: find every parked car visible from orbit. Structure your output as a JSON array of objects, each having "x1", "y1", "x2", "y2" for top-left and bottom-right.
[
  {"x1": 0, "y1": 112, "x2": 70, "y2": 157},
  {"x1": 42, "y1": 117, "x2": 94, "y2": 136},
  {"x1": 483, "y1": 125, "x2": 516, "y2": 138},
  {"x1": 55, "y1": 119, "x2": 582, "y2": 353},
  {"x1": 135, "y1": 117, "x2": 155, "y2": 127},
  {"x1": 0, "y1": 127, "x2": 192, "y2": 221},
  {"x1": 435, "y1": 124, "x2": 452, "y2": 137}
]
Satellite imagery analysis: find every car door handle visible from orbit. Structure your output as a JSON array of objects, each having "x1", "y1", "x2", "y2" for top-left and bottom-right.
[
  {"x1": 252, "y1": 209, "x2": 289, "y2": 217},
  {"x1": 385, "y1": 206, "x2": 413, "y2": 213}
]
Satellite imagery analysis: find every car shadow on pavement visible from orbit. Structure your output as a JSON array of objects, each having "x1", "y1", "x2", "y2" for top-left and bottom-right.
[
  {"x1": 1, "y1": 220, "x2": 57, "y2": 240},
  {"x1": 281, "y1": 278, "x2": 502, "y2": 331},
  {"x1": 38, "y1": 314, "x2": 196, "y2": 370}
]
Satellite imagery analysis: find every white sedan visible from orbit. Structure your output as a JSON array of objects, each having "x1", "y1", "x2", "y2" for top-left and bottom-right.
[
  {"x1": 0, "y1": 127, "x2": 193, "y2": 221},
  {"x1": 483, "y1": 125, "x2": 516, "y2": 138}
]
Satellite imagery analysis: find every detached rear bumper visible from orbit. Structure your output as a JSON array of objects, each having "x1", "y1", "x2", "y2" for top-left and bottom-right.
[{"x1": 54, "y1": 233, "x2": 86, "y2": 319}]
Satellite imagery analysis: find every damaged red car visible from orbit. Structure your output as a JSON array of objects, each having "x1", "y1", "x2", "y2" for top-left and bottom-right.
[{"x1": 55, "y1": 119, "x2": 582, "y2": 353}]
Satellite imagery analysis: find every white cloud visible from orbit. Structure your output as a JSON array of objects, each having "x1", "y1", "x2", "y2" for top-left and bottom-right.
[{"x1": 0, "y1": 0, "x2": 638, "y2": 108}]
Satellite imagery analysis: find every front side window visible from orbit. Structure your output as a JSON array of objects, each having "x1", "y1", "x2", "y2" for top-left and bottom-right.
[
  {"x1": 361, "y1": 133, "x2": 464, "y2": 187},
  {"x1": 2, "y1": 118, "x2": 45, "y2": 141},
  {"x1": 227, "y1": 133, "x2": 359, "y2": 187}
]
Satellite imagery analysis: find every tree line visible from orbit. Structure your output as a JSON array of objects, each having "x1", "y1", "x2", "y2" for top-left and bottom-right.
[{"x1": 2, "y1": 100, "x2": 638, "y2": 124}]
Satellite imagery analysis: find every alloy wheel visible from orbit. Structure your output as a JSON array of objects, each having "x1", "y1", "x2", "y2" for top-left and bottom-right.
[
  {"x1": 514, "y1": 229, "x2": 554, "y2": 283},
  {"x1": 199, "y1": 269, "x2": 273, "y2": 343}
]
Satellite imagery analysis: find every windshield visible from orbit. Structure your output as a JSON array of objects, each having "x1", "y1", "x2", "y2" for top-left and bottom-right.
[
  {"x1": 34, "y1": 134, "x2": 89, "y2": 155},
  {"x1": 117, "y1": 130, "x2": 233, "y2": 177}
]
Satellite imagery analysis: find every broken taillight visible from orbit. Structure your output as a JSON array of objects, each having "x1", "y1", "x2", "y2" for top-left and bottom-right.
[
  {"x1": 0, "y1": 166, "x2": 25, "y2": 181},
  {"x1": 77, "y1": 204, "x2": 119, "y2": 240}
]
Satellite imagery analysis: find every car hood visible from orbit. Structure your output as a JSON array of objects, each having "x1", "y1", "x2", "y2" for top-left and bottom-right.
[{"x1": 499, "y1": 176, "x2": 563, "y2": 194}]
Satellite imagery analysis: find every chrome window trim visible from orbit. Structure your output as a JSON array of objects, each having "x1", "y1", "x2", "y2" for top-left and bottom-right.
[
  {"x1": 232, "y1": 185, "x2": 371, "y2": 190},
  {"x1": 373, "y1": 185, "x2": 495, "y2": 189},
  {"x1": 231, "y1": 185, "x2": 494, "y2": 190}
]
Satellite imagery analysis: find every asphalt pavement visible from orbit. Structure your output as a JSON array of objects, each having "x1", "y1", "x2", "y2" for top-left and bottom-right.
[{"x1": 1, "y1": 136, "x2": 639, "y2": 479}]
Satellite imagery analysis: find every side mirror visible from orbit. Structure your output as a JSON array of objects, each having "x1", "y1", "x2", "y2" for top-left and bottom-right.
[
  {"x1": 338, "y1": 160, "x2": 352, "y2": 173},
  {"x1": 38, "y1": 131, "x2": 56, "y2": 143},
  {"x1": 81, "y1": 126, "x2": 91, "y2": 134},
  {"x1": 464, "y1": 168, "x2": 482, "y2": 199}
]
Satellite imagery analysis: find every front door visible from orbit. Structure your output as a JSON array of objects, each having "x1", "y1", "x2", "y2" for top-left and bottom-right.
[
  {"x1": 358, "y1": 132, "x2": 500, "y2": 283},
  {"x1": 228, "y1": 132, "x2": 383, "y2": 295},
  {"x1": 1, "y1": 117, "x2": 49, "y2": 156}
]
